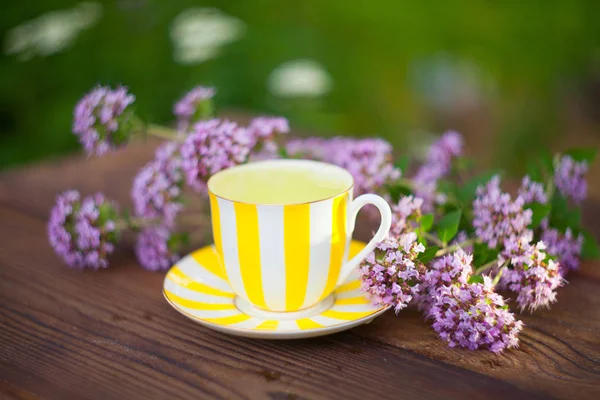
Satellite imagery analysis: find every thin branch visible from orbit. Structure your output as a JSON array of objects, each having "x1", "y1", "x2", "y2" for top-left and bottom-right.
[
  {"x1": 435, "y1": 239, "x2": 475, "y2": 257},
  {"x1": 492, "y1": 267, "x2": 505, "y2": 286},
  {"x1": 145, "y1": 124, "x2": 183, "y2": 142},
  {"x1": 423, "y1": 232, "x2": 444, "y2": 247},
  {"x1": 476, "y1": 259, "x2": 507, "y2": 276}
]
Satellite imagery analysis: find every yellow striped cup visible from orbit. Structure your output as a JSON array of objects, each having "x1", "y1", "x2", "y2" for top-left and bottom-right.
[{"x1": 207, "y1": 159, "x2": 392, "y2": 313}]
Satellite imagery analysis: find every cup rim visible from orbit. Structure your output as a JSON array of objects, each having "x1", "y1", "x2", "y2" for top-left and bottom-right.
[{"x1": 207, "y1": 159, "x2": 355, "y2": 206}]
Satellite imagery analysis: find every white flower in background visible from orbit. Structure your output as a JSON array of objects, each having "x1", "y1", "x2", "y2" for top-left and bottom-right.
[
  {"x1": 4, "y1": 2, "x2": 102, "y2": 61},
  {"x1": 268, "y1": 59, "x2": 333, "y2": 98},
  {"x1": 170, "y1": 8, "x2": 245, "y2": 65},
  {"x1": 408, "y1": 53, "x2": 496, "y2": 114}
]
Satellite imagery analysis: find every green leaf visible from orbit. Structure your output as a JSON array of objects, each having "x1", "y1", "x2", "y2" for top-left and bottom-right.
[
  {"x1": 526, "y1": 159, "x2": 544, "y2": 182},
  {"x1": 468, "y1": 275, "x2": 484, "y2": 284},
  {"x1": 395, "y1": 155, "x2": 411, "y2": 174},
  {"x1": 437, "y1": 210, "x2": 462, "y2": 244},
  {"x1": 456, "y1": 156, "x2": 475, "y2": 171},
  {"x1": 452, "y1": 156, "x2": 475, "y2": 176},
  {"x1": 386, "y1": 183, "x2": 412, "y2": 204},
  {"x1": 527, "y1": 202, "x2": 551, "y2": 229},
  {"x1": 540, "y1": 150, "x2": 554, "y2": 174},
  {"x1": 278, "y1": 146, "x2": 289, "y2": 158},
  {"x1": 458, "y1": 170, "x2": 502, "y2": 203},
  {"x1": 420, "y1": 213, "x2": 434, "y2": 232},
  {"x1": 121, "y1": 208, "x2": 131, "y2": 226},
  {"x1": 417, "y1": 246, "x2": 440, "y2": 264},
  {"x1": 549, "y1": 193, "x2": 581, "y2": 231},
  {"x1": 168, "y1": 232, "x2": 190, "y2": 250},
  {"x1": 473, "y1": 242, "x2": 500, "y2": 268},
  {"x1": 581, "y1": 229, "x2": 600, "y2": 259},
  {"x1": 564, "y1": 148, "x2": 597, "y2": 164}
]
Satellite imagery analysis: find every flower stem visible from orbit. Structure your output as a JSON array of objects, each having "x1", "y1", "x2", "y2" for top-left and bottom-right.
[
  {"x1": 115, "y1": 219, "x2": 129, "y2": 231},
  {"x1": 423, "y1": 232, "x2": 444, "y2": 247},
  {"x1": 492, "y1": 267, "x2": 504, "y2": 286},
  {"x1": 545, "y1": 180, "x2": 554, "y2": 201},
  {"x1": 435, "y1": 239, "x2": 475, "y2": 257},
  {"x1": 476, "y1": 259, "x2": 504, "y2": 276},
  {"x1": 145, "y1": 124, "x2": 183, "y2": 142},
  {"x1": 129, "y1": 216, "x2": 159, "y2": 229}
]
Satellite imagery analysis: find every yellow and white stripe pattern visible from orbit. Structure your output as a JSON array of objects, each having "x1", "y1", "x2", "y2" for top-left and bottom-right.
[
  {"x1": 209, "y1": 191, "x2": 354, "y2": 312},
  {"x1": 163, "y1": 241, "x2": 387, "y2": 334}
]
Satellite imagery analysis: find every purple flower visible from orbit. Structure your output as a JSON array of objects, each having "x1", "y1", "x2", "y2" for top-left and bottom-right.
[
  {"x1": 427, "y1": 277, "x2": 523, "y2": 353},
  {"x1": 359, "y1": 234, "x2": 426, "y2": 313},
  {"x1": 412, "y1": 181, "x2": 446, "y2": 214},
  {"x1": 500, "y1": 234, "x2": 564, "y2": 312},
  {"x1": 173, "y1": 86, "x2": 216, "y2": 132},
  {"x1": 135, "y1": 227, "x2": 181, "y2": 271},
  {"x1": 285, "y1": 137, "x2": 330, "y2": 160},
  {"x1": 414, "y1": 130, "x2": 463, "y2": 183},
  {"x1": 247, "y1": 116, "x2": 290, "y2": 144},
  {"x1": 412, "y1": 131, "x2": 463, "y2": 211},
  {"x1": 180, "y1": 119, "x2": 252, "y2": 192},
  {"x1": 132, "y1": 141, "x2": 184, "y2": 227},
  {"x1": 417, "y1": 249, "x2": 473, "y2": 312},
  {"x1": 473, "y1": 176, "x2": 532, "y2": 249},
  {"x1": 247, "y1": 116, "x2": 290, "y2": 161},
  {"x1": 554, "y1": 155, "x2": 588, "y2": 203},
  {"x1": 286, "y1": 137, "x2": 401, "y2": 196},
  {"x1": 517, "y1": 176, "x2": 547, "y2": 204},
  {"x1": 390, "y1": 195, "x2": 423, "y2": 237},
  {"x1": 48, "y1": 190, "x2": 119, "y2": 269},
  {"x1": 73, "y1": 86, "x2": 136, "y2": 156},
  {"x1": 325, "y1": 137, "x2": 402, "y2": 195},
  {"x1": 425, "y1": 249, "x2": 473, "y2": 289},
  {"x1": 541, "y1": 219, "x2": 583, "y2": 275}
]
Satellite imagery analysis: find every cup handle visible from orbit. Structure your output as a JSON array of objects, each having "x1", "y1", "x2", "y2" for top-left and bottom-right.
[{"x1": 337, "y1": 194, "x2": 392, "y2": 286}]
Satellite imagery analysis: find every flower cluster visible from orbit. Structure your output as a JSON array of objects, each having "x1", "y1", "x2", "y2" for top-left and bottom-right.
[
  {"x1": 428, "y1": 276, "x2": 523, "y2": 353},
  {"x1": 247, "y1": 116, "x2": 290, "y2": 161},
  {"x1": 359, "y1": 233, "x2": 425, "y2": 313},
  {"x1": 247, "y1": 116, "x2": 290, "y2": 146},
  {"x1": 500, "y1": 233, "x2": 563, "y2": 312},
  {"x1": 285, "y1": 137, "x2": 330, "y2": 160},
  {"x1": 73, "y1": 85, "x2": 136, "y2": 156},
  {"x1": 425, "y1": 249, "x2": 473, "y2": 290},
  {"x1": 390, "y1": 195, "x2": 423, "y2": 237},
  {"x1": 50, "y1": 82, "x2": 598, "y2": 354},
  {"x1": 135, "y1": 227, "x2": 182, "y2": 271},
  {"x1": 414, "y1": 131, "x2": 463, "y2": 184},
  {"x1": 286, "y1": 137, "x2": 401, "y2": 195},
  {"x1": 181, "y1": 119, "x2": 252, "y2": 192},
  {"x1": 473, "y1": 176, "x2": 532, "y2": 248},
  {"x1": 541, "y1": 220, "x2": 583, "y2": 275},
  {"x1": 517, "y1": 176, "x2": 547, "y2": 204},
  {"x1": 48, "y1": 190, "x2": 119, "y2": 269},
  {"x1": 132, "y1": 141, "x2": 184, "y2": 227},
  {"x1": 416, "y1": 248, "x2": 473, "y2": 312},
  {"x1": 554, "y1": 155, "x2": 588, "y2": 203},
  {"x1": 173, "y1": 86, "x2": 216, "y2": 132},
  {"x1": 412, "y1": 131, "x2": 463, "y2": 211}
]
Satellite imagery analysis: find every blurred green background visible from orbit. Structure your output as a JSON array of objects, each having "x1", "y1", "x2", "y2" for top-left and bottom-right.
[{"x1": 1, "y1": 1, "x2": 599, "y2": 181}]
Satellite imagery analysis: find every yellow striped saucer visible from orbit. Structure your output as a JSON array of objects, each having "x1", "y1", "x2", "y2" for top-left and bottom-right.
[{"x1": 163, "y1": 240, "x2": 389, "y2": 339}]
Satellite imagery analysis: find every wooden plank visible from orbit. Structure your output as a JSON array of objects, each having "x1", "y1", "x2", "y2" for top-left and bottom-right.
[
  {"x1": 1, "y1": 142, "x2": 600, "y2": 398},
  {"x1": 0, "y1": 139, "x2": 160, "y2": 220},
  {"x1": 0, "y1": 205, "x2": 543, "y2": 400}
]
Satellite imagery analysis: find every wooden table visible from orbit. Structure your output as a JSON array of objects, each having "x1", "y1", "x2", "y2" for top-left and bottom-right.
[{"x1": 1, "y1": 139, "x2": 599, "y2": 400}]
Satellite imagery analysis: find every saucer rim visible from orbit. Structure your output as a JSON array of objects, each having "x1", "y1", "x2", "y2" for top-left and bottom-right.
[
  {"x1": 163, "y1": 290, "x2": 390, "y2": 339},
  {"x1": 162, "y1": 240, "x2": 390, "y2": 339}
]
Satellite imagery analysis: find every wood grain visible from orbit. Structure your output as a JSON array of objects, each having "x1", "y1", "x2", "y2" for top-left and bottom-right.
[{"x1": 1, "y1": 141, "x2": 600, "y2": 399}]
